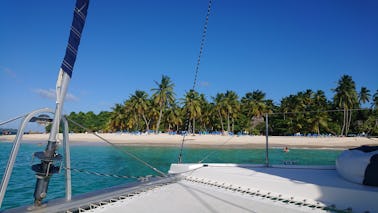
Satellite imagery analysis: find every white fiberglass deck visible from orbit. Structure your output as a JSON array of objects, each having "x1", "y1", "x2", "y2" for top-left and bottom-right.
[{"x1": 86, "y1": 164, "x2": 378, "y2": 213}]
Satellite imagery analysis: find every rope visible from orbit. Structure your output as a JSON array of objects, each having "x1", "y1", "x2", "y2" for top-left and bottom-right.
[
  {"x1": 192, "y1": 0, "x2": 213, "y2": 91},
  {"x1": 63, "y1": 167, "x2": 157, "y2": 181},
  {"x1": 65, "y1": 117, "x2": 167, "y2": 177},
  {"x1": 178, "y1": 0, "x2": 213, "y2": 163}
]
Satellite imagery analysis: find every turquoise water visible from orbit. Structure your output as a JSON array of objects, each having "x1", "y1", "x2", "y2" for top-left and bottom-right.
[{"x1": 0, "y1": 142, "x2": 342, "y2": 210}]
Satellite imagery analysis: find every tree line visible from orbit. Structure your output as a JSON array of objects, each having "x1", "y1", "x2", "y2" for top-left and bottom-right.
[{"x1": 61, "y1": 75, "x2": 378, "y2": 136}]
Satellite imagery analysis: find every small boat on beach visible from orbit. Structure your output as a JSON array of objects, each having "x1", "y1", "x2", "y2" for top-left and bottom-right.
[{"x1": 1, "y1": 1, "x2": 377, "y2": 212}]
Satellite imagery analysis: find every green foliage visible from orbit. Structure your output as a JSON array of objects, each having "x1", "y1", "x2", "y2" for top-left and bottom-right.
[
  {"x1": 58, "y1": 75, "x2": 377, "y2": 137},
  {"x1": 45, "y1": 111, "x2": 111, "y2": 133},
  {"x1": 151, "y1": 75, "x2": 175, "y2": 133}
]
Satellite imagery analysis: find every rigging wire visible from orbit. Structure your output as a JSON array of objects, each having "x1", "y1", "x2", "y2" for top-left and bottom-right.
[
  {"x1": 65, "y1": 116, "x2": 167, "y2": 177},
  {"x1": 63, "y1": 166, "x2": 156, "y2": 181},
  {"x1": 269, "y1": 107, "x2": 373, "y2": 116},
  {"x1": 197, "y1": 135, "x2": 235, "y2": 163},
  {"x1": 191, "y1": 0, "x2": 213, "y2": 91},
  {"x1": 0, "y1": 113, "x2": 28, "y2": 126},
  {"x1": 178, "y1": 0, "x2": 213, "y2": 163}
]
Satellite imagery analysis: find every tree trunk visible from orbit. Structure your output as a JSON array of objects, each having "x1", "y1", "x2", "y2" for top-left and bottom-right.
[
  {"x1": 231, "y1": 117, "x2": 234, "y2": 133},
  {"x1": 340, "y1": 109, "x2": 346, "y2": 136},
  {"x1": 227, "y1": 112, "x2": 230, "y2": 132},
  {"x1": 142, "y1": 114, "x2": 150, "y2": 132},
  {"x1": 156, "y1": 107, "x2": 163, "y2": 134},
  {"x1": 218, "y1": 110, "x2": 224, "y2": 131},
  {"x1": 346, "y1": 109, "x2": 353, "y2": 136},
  {"x1": 135, "y1": 115, "x2": 139, "y2": 130},
  {"x1": 193, "y1": 117, "x2": 196, "y2": 135}
]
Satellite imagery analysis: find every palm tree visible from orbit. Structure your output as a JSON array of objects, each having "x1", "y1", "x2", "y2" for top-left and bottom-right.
[
  {"x1": 309, "y1": 90, "x2": 330, "y2": 134},
  {"x1": 199, "y1": 94, "x2": 212, "y2": 132},
  {"x1": 124, "y1": 99, "x2": 139, "y2": 130},
  {"x1": 151, "y1": 75, "x2": 175, "y2": 133},
  {"x1": 373, "y1": 90, "x2": 378, "y2": 109},
  {"x1": 149, "y1": 101, "x2": 160, "y2": 132},
  {"x1": 165, "y1": 102, "x2": 183, "y2": 132},
  {"x1": 108, "y1": 103, "x2": 126, "y2": 132},
  {"x1": 280, "y1": 94, "x2": 303, "y2": 134},
  {"x1": 299, "y1": 90, "x2": 314, "y2": 132},
  {"x1": 358, "y1": 87, "x2": 371, "y2": 106},
  {"x1": 213, "y1": 93, "x2": 226, "y2": 131},
  {"x1": 332, "y1": 75, "x2": 358, "y2": 136},
  {"x1": 129, "y1": 90, "x2": 151, "y2": 132},
  {"x1": 241, "y1": 90, "x2": 268, "y2": 132},
  {"x1": 224, "y1": 91, "x2": 240, "y2": 133},
  {"x1": 182, "y1": 90, "x2": 201, "y2": 134}
]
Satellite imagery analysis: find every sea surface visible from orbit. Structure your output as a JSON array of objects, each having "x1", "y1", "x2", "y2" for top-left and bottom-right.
[{"x1": 0, "y1": 142, "x2": 342, "y2": 210}]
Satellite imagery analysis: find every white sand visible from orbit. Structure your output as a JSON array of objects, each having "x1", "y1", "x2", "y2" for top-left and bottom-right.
[{"x1": 1, "y1": 133, "x2": 377, "y2": 149}]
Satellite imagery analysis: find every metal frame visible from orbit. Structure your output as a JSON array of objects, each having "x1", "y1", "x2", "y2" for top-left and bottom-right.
[
  {"x1": 265, "y1": 113, "x2": 269, "y2": 167},
  {"x1": 0, "y1": 108, "x2": 72, "y2": 208},
  {"x1": 62, "y1": 115, "x2": 72, "y2": 201}
]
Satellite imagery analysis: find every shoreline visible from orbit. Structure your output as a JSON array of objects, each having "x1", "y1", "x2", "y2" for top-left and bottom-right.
[{"x1": 1, "y1": 133, "x2": 377, "y2": 149}]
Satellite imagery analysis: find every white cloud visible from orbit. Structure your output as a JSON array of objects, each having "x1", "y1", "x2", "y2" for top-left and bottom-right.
[
  {"x1": 34, "y1": 89, "x2": 55, "y2": 100},
  {"x1": 66, "y1": 93, "x2": 79, "y2": 101},
  {"x1": 2, "y1": 67, "x2": 17, "y2": 78},
  {"x1": 34, "y1": 88, "x2": 79, "y2": 101},
  {"x1": 1, "y1": 66, "x2": 22, "y2": 84}
]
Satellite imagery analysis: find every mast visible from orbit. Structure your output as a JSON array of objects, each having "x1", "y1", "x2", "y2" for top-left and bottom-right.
[{"x1": 32, "y1": 0, "x2": 89, "y2": 206}]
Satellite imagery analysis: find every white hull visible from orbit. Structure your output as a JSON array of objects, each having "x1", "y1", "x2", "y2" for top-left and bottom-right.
[
  {"x1": 82, "y1": 164, "x2": 378, "y2": 213},
  {"x1": 5, "y1": 164, "x2": 377, "y2": 213}
]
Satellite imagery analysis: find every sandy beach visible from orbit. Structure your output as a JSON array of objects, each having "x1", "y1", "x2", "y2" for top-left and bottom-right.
[{"x1": 1, "y1": 133, "x2": 377, "y2": 149}]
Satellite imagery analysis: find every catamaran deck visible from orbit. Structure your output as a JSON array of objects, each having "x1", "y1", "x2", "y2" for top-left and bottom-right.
[{"x1": 4, "y1": 164, "x2": 378, "y2": 213}]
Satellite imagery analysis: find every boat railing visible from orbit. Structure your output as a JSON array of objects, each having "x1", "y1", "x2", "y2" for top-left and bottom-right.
[
  {"x1": 0, "y1": 109, "x2": 172, "y2": 211},
  {"x1": 0, "y1": 108, "x2": 72, "y2": 208}
]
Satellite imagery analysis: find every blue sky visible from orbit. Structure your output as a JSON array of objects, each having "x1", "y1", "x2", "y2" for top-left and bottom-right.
[{"x1": 1, "y1": 0, "x2": 377, "y2": 129}]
